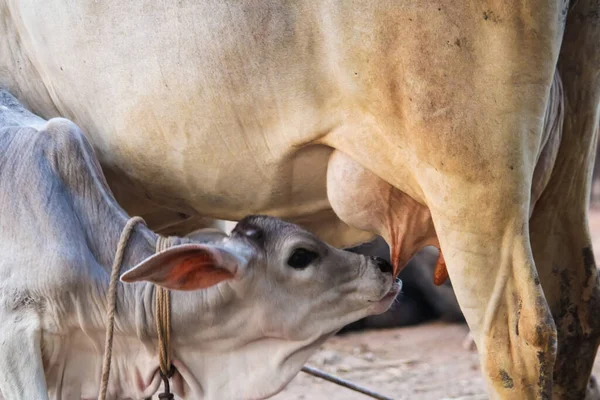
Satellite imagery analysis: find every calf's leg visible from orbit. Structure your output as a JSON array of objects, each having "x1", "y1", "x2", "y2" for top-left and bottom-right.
[{"x1": 0, "y1": 311, "x2": 49, "y2": 399}]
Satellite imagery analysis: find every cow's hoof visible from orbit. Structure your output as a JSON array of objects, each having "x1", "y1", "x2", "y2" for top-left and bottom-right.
[{"x1": 586, "y1": 375, "x2": 600, "y2": 400}]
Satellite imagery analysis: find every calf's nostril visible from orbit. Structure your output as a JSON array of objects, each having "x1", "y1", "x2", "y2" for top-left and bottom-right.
[{"x1": 373, "y1": 256, "x2": 393, "y2": 274}]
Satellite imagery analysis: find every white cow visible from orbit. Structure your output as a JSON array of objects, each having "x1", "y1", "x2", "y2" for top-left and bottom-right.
[
  {"x1": 0, "y1": 89, "x2": 400, "y2": 399},
  {"x1": 2, "y1": 1, "x2": 600, "y2": 398}
]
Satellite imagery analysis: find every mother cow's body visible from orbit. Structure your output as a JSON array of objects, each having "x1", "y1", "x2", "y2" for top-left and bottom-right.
[{"x1": 1, "y1": 1, "x2": 599, "y2": 398}]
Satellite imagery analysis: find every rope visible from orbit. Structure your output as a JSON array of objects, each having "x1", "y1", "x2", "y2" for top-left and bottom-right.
[
  {"x1": 155, "y1": 236, "x2": 173, "y2": 378},
  {"x1": 98, "y1": 216, "x2": 146, "y2": 400}
]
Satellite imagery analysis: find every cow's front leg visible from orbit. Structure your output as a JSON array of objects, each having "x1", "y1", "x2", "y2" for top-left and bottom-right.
[
  {"x1": 431, "y1": 200, "x2": 556, "y2": 399},
  {"x1": 0, "y1": 310, "x2": 49, "y2": 399}
]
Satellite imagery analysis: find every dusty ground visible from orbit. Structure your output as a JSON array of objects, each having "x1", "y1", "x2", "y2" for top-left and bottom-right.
[{"x1": 273, "y1": 209, "x2": 600, "y2": 400}]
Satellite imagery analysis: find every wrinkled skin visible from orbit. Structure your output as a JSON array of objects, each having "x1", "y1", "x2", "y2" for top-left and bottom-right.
[{"x1": 1, "y1": 1, "x2": 600, "y2": 398}]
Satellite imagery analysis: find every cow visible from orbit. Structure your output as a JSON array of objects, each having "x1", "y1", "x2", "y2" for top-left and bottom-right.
[
  {"x1": 1, "y1": 1, "x2": 599, "y2": 398},
  {"x1": 0, "y1": 88, "x2": 401, "y2": 400}
]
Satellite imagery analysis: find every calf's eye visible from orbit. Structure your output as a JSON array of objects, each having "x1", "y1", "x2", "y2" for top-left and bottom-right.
[{"x1": 287, "y1": 248, "x2": 318, "y2": 269}]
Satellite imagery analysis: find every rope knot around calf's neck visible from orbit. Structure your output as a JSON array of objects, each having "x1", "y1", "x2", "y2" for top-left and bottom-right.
[{"x1": 154, "y1": 236, "x2": 174, "y2": 380}]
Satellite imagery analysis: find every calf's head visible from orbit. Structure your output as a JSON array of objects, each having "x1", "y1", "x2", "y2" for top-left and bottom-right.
[{"x1": 120, "y1": 215, "x2": 400, "y2": 399}]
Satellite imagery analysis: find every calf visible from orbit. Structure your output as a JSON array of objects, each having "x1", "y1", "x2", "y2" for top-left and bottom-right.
[{"x1": 0, "y1": 89, "x2": 400, "y2": 400}]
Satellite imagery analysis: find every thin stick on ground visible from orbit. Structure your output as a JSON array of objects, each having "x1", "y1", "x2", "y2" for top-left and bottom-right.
[{"x1": 301, "y1": 365, "x2": 395, "y2": 400}]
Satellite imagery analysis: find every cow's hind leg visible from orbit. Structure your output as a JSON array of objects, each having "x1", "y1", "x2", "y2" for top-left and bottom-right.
[
  {"x1": 530, "y1": 109, "x2": 600, "y2": 400},
  {"x1": 0, "y1": 310, "x2": 49, "y2": 399},
  {"x1": 529, "y1": 1, "x2": 600, "y2": 398},
  {"x1": 530, "y1": 100, "x2": 600, "y2": 399},
  {"x1": 428, "y1": 181, "x2": 556, "y2": 398}
]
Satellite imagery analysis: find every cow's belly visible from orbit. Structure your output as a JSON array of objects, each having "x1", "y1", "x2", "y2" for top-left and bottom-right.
[
  {"x1": 89, "y1": 108, "x2": 380, "y2": 246},
  {"x1": 103, "y1": 132, "x2": 335, "y2": 222}
]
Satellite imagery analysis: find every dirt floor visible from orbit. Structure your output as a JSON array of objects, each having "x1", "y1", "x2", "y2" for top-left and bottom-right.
[{"x1": 273, "y1": 209, "x2": 600, "y2": 400}]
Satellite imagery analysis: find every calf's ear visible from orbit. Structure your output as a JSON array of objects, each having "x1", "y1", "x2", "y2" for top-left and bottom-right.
[{"x1": 120, "y1": 244, "x2": 247, "y2": 291}]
